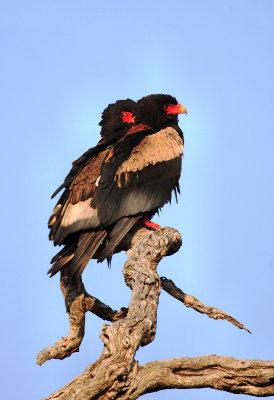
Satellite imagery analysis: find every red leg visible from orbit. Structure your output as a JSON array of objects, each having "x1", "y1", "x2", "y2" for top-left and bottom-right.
[{"x1": 141, "y1": 215, "x2": 162, "y2": 230}]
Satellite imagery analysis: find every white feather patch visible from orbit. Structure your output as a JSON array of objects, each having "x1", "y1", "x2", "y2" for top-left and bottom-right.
[
  {"x1": 61, "y1": 199, "x2": 100, "y2": 228},
  {"x1": 95, "y1": 175, "x2": 101, "y2": 187}
]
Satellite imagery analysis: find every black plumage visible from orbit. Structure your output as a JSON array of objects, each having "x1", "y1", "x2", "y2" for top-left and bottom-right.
[
  {"x1": 48, "y1": 99, "x2": 136, "y2": 280},
  {"x1": 97, "y1": 94, "x2": 186, "y2": 260},
  {"x1": 51, "y1": 99, "x2": 136, "y2": 199},
  {"x1": 135, "y1": 94, "x2": 185, "y2": 142},
  {"x1": 48, "y1": 94, "x2": 186, "y2": 283},
  {"x1": 99, "y1": 99, "x2": 136, "y2": 142}
]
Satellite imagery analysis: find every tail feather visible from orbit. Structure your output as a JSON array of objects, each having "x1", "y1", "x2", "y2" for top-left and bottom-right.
[
  {"x1": 48, "y1": 230, "x2": 107, "y2": 282},
  {"x1": 50, "y1": 244, "x2": 74, "y2": 265},
  {"x1": 71, "y1": 230, "x2": 107, "y2": 280},
  {"x1": 48, "y1": 245, "x2": 75, "y2": 277},
  {"x1": 48, "y1": 217, "x2": 140, "y2": 281},
  {"x1": 97, "y1": 216, "x2": 141, "y2": 263}
]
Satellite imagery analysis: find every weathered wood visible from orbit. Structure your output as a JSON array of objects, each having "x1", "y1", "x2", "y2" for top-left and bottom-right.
[
  {"x1": 40, "y1": 227, "x2": 274, "y2": 399},
  {"x1": 128, "y1": 356, "x2": 274, "y2": 398},
  {"x1": 161, "y1": 277, "x2": 251, "y2": 333},
  {"x1": 37, "y1": 271, "x2": 128, "y2": 366}
]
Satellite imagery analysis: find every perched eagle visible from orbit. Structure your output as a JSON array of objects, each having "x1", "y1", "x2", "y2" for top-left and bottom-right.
[{"x1": 48, "y1": 94, "x2": 187, "y2": 283}]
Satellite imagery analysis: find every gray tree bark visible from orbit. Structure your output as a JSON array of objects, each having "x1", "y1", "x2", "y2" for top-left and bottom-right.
[{"x1": 37, "y1": 227, "x2": 274, "y2": 399}]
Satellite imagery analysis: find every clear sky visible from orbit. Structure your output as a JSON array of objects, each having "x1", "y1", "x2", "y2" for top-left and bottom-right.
[{"x1": 1, "y1": 1, "x2": 273, "y2": 399}]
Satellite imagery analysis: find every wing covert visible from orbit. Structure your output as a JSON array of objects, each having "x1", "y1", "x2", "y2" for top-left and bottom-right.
[
  {"x1": 49, "y1": 149, "x2": 108, "y2": 245},
  {"x1": 97, "y1": 127, "x2": 183, "y2": 226}
]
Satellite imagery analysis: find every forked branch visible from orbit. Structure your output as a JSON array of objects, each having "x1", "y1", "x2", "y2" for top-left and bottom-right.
[{"x1": 39, "y1": 227, "x2": 274, "y2": 399}]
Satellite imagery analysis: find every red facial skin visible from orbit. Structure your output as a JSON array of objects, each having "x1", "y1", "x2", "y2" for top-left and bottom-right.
[
  {"x1": 120, "y1": 111, "x2": 135, "y2": 123},
  {"x1": 164, "y1": 103, "x2": 187, "y2": 115},
  {"x1": 95, "y1": 112, "x2": 136, "y2": 149}
]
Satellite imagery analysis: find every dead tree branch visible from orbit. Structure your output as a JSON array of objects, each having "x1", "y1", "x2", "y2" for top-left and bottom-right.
[
  {"x1": 40, "y1": 227, "x2": 274, "y2": 399},
  {"x1": 37, "y1": 272, "x2": 127, "y2": 365},
  {"x1": 129, "y1": 356, "x2": 274, "y2": 398},
  {"x1": 161, "y1": 277, "x2": 251, "y2": 333}
]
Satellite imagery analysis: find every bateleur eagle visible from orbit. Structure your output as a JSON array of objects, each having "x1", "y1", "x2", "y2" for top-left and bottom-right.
[
  {"x1": 50, "y1": 98, "x2": 136, "y2": 200},
  {"x1": 48, "y1": 94, "x2": 186, "y2": 283}
]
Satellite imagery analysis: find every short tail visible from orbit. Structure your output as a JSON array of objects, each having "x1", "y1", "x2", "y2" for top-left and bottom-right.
[
  {"x1": 48, "y1": 216, "x2": 141, "y2": 281},
  {"x1": 97, "y1": 216, "x2": 141, "y2": 263},
  {"x1": 48, "y1": 230, "x2": 107, "y2": 282}
]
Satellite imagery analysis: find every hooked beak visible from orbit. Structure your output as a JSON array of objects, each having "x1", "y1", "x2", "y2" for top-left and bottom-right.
[
  {"x1": 178, "y1": 104, "x2": 187, "y2": 115},
  {"x1": 165, "y1": 103, "x2": 187, "y2": 115}
]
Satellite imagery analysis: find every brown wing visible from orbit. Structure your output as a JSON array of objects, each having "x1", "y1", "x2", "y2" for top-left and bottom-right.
[{"x1": 48, "y1": 150, "x2": 108, "y2": 245}]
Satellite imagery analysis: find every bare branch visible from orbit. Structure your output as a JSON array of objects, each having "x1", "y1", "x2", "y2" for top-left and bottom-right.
[
  {"x1": 37, "y1": 271, "x2": 127, "y2": 366},
  {"x1": 132, "y1": 356, "x2": 274, "y2": 398},
  {"x1": 41, "y1": 227, "x2": 273, "y2": 399},
  {"x1": 83, "y1": 289, "x2": 128, "y2": 322},
  {"x1": 161, "y1": 277, "x2": 251, "y2": 333},
  {"x1": 42, "y1": 227, "x2": 182, "y2": 399}
]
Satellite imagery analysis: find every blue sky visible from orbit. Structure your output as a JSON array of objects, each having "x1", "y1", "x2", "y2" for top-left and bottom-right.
[{"x1": 1, "y1": 1, "x2": 273, "y2": 399}]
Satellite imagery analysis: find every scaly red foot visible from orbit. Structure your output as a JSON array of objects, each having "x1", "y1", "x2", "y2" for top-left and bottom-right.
[{"x1": 141, "y1": 215, "x2": 162, "y2": 230}]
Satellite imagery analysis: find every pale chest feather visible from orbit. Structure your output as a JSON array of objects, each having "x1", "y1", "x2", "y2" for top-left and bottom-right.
[{"x1": 115, "y1": 127, "x2": 183, "y2": 177}]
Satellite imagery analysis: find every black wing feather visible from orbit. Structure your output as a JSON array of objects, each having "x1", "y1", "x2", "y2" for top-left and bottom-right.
[
  {"x1": 51, "y1": 139, "x2": 118, "y2": 199},
  {"x1": 98, "y1": 157, "x2": 182, "y2": 226}
]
